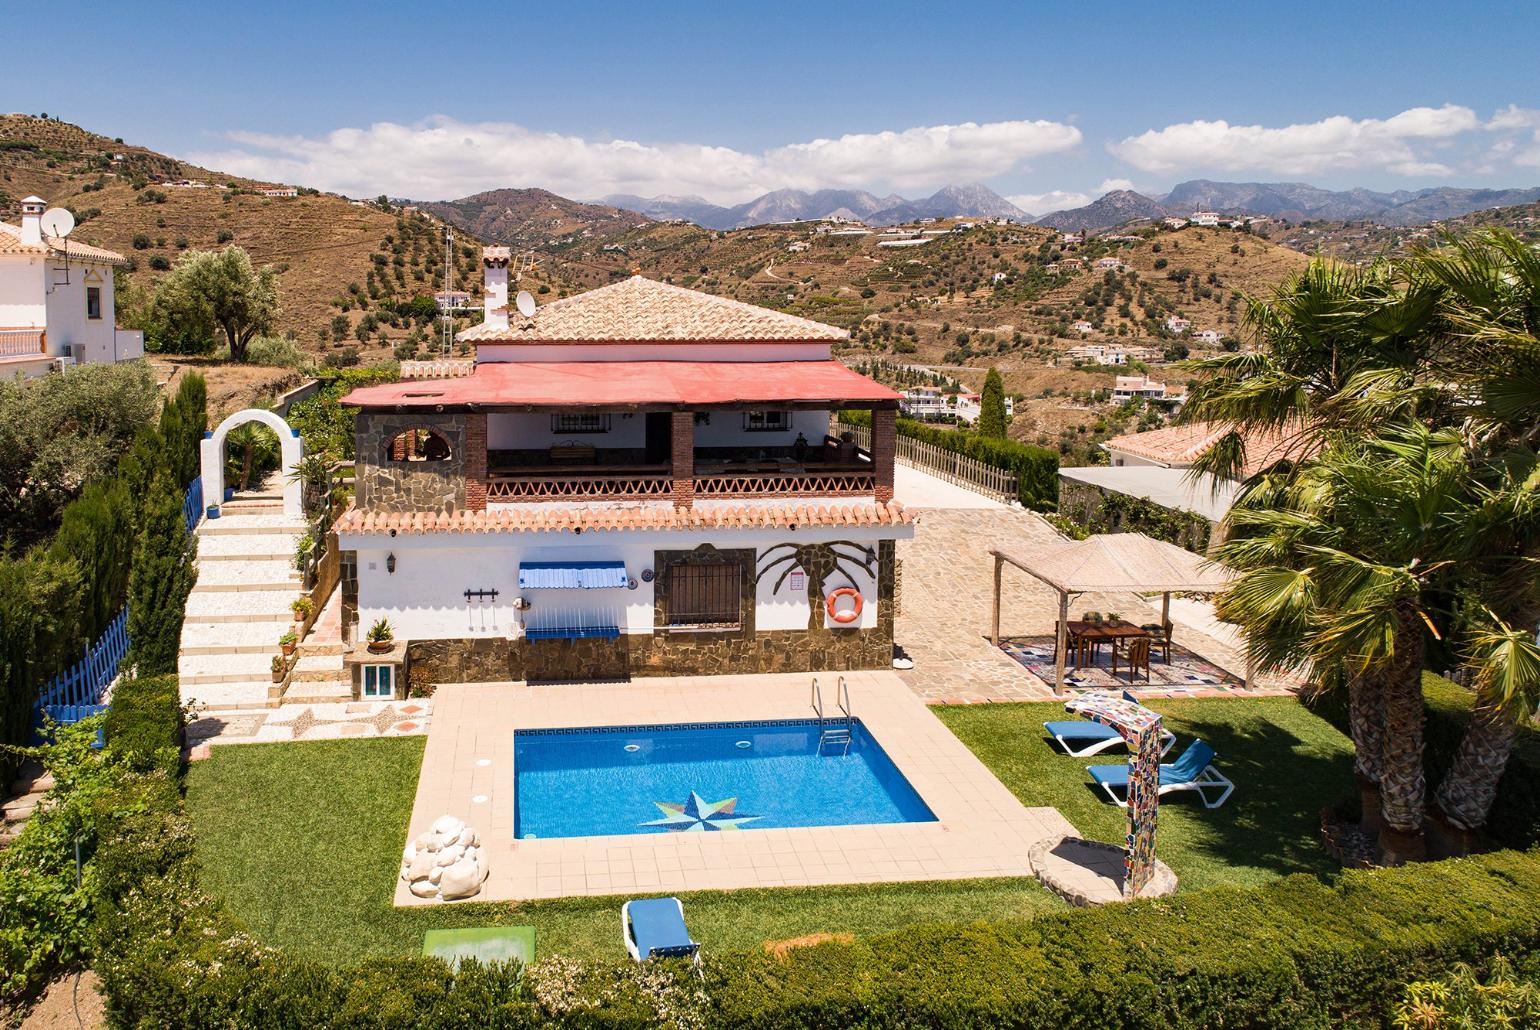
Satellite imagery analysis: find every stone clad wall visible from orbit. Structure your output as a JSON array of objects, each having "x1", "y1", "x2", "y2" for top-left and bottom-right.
[
  {"x1": 355, "y1": 412, "x2": 468, "y2": 514},
  {"x1": 402, "y1": 540, "x2": 897, "y2": 689}
]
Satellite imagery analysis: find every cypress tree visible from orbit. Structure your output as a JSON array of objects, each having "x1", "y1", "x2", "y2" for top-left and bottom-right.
[
  {"x1": 125, "y1": 473, "x2": 198, "y2": 677},
  {"x1": 979, "y1": 367, "x2": 1009, "y2": 439}
]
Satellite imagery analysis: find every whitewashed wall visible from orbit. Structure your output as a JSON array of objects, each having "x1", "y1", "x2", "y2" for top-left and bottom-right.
[
  {"x1": 44, "y1": 262, "x2": 120, "y2": 363},
  {"x1": 692, "y1": 409, "x2": 831, "y2": 448},
  {"x1": 343, "y1": 525, "x2": 902, "y2": 641},
  {"x1": 487, "y1": 409, "x2": 833, "y2": 452},
  {"x1": 0, "y1": 256, "x2": 45, "y2": 329}
]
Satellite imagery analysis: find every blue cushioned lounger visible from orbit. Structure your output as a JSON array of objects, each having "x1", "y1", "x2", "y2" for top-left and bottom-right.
[
  {"x1": 1044, "y1": 720, "x2": 1176, "y2": 757},
  {"x1": 1087, "y1": 739, "x2": 1234, "y2": 809},
  {"x1": 622, "y1": 897, "x2": 701, "y2": 966}
]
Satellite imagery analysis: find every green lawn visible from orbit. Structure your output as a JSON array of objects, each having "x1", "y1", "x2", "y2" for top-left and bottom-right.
[
  {"x1": 186, "y1": 697, "x2": 1353, "y2": 962},
  {"x1": 935, "y1": 696, "x2": 1355, "y2": 890}
]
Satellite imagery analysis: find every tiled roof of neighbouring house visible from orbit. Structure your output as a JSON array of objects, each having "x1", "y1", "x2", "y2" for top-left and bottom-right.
[
  {"x1": 0, "y1": 222, "x2": 127, "y2": 265},
  {"x1": 1102, "y1": 421, "x2": 1315, "y2": 479},
  {"x1": 334, "y1": 500, "x2": 915, "y2": 536},
  {"x1": 339, "y1": 359, "x2": 900, "y2": 409},
  {"x1": 458, "y1": 275, "x2": 848, "y2": 343}
]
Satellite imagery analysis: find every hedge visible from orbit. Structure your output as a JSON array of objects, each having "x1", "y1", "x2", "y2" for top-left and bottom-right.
[
  {"x1": 1305, "y1": 672, "x2": 1540, "y2": 851},
  {"x1": 103, "y1": 674, "x2": 184, "y2": 775},
  {"x1": 839, "y1": 410, "x2": 1059, "y2": 510}
]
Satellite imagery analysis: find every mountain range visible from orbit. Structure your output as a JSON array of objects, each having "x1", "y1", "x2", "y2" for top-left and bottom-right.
[
  {"x1": 1034, "y1": 180, "x2": 1540, "y2": 231},
  {"x1": 598, "y1": 183, "x2": 1028, "y2": 228}
]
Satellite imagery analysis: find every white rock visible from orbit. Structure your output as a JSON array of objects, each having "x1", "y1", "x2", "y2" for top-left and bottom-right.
[
  {"x1": 438, "y1": 857, "x2": 484, "y2": 900},
  {"x1": 455, "y1": 828, "x2": 475, "y2": 847},
  {"x1": 463, "y1": 846, "x2": 478, "y2": 863},
  {"x1": 431, "y1": 815, "x2": 464, "y2": 837},
  {"x1": 409, "y1": 879, "x2": 439, "y2": 898},
  {"x1": 414, "y1": 831, "x2": 435, "y2": 851},
  {"x1": 402, "y1": 844, "x2": 417, "y2": 864},
  {"x1": 435, "y1": 844, "x2": 465, "y2": 867},
  {"x1": 429, "y1": 866, "x2": 443, "y2": 884},
  {"x1": 405, "y1": 853, "x2": 435, "y2": 881}
]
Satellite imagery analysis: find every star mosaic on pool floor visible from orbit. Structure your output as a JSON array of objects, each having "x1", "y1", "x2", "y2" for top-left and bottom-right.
[
  {"x1": 998, "y1": 636, "x2": 1245, "y2": 694},
  {"x1": 641, "y1": 792, "x2": 761, "y2": 831}
]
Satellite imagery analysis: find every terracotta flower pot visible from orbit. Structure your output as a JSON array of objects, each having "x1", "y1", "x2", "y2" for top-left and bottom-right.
[
  {"x1": 281, "y1": 642, "x2": 295, "y2": 656},
  {"x1": 367, "y1": 639, "x2": 393, "y2": 655}
]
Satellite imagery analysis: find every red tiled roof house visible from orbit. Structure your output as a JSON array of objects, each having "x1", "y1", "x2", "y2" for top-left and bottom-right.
[{"x1": 335, "y1": 262, "x2": 913, "y2": 690}]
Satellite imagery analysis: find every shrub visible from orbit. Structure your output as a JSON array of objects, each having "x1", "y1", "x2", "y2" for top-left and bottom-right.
[
  {"x1": 103, "y1": 674, "x2": 183, "y2": 774},
  {"x1": 1305, "y1": 672, "x2": 1540, "y2": 850},
  {"x1": 124, "y1": 473, "x2": 197, "y2": 676},
  {"x1": 243, "y1": 334, "x2": 304, "y2": 367}
]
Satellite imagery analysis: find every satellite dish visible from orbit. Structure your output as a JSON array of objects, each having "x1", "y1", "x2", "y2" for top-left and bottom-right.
[
  {"x1": 515, "y1": 290, "x2": 536, "y2": 318},
  {"x1": 39, "y1": 208, "x2": 75, "y2": 238}
]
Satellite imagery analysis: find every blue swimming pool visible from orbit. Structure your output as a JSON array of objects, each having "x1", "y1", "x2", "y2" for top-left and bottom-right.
[{"x1": 513, "y1": 719, "x2": 936, "y2": 839}]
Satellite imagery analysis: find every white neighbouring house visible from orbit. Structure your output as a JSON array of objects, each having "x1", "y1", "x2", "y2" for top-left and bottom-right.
[
  {"x1": 1164, "y1": 315, "x2": 1191, "y2": 334},
  {"x1": 1112, "y1": 375, "x2": 1185, "y2": 404},
  {"x1": 1072, "y1": 320, "x2": 1095, "y2": 335},
  {"x1": 1196, "y1": 328, "x2": 1225, "y2": 345},
  {"x1": 0, "y1": 197, "x2": 142, "y2": 378},
  {"x1": 329, "y1": 264, "x2": 914, "y2": 695},
  {"x1": 1189, "y1": 211, "x2": 1221, "y2": 227}
]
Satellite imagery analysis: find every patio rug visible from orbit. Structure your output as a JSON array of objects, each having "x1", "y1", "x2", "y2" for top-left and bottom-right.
[
  {"x1": 422, "y1": 926, "x2": 536, "y2": 969},
  {"x1": 997, "y1": 636, "x2": 1244, "y2": 694}
]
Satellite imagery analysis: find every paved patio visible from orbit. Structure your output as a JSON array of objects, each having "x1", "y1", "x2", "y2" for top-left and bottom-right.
[
  {"x1": 184, "y1": 699, "x2": 431, "y2": 756},
  {"x1": 396, "y1": 671, "x2": 1077, "y2": 905},
  {"x1": 893, "y1": 506, "x2": 1299, "y2": 703}
]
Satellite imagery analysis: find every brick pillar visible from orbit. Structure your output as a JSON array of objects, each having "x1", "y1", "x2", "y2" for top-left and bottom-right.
[
  {"x1": 464, "y1": 413, "x2": 488, "y2": 511},
  {"x1": 670, "y1": 410, "x2": 695, "y2": 509},
  {"x1": 872, "y1": 407, "x2": 897, "y2": 503}
]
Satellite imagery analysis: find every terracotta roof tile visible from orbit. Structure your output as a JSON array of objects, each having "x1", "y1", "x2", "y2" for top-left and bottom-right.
[
  {"x1": 458, "y1": 275, "x2": 847, "y2": 344},
  {"x1": 1103, "y1": 421, "x2": 1315, "y2": 479},
  {"x1": 0, "y1": 222, "x2": 127, "y2": 265},
  {"x1": 334, "y1": 500, "x2": 914, "y2": 536}
]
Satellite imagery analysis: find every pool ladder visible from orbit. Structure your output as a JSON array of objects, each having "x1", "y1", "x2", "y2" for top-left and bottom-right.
[{"x1": 811, "y1": 676, "x2": 854, "y2": 756}]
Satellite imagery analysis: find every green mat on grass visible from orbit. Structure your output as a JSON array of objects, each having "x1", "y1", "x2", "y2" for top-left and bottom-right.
[{"x1": 422, "y1": 925, "x2": 536, "y2": 968}]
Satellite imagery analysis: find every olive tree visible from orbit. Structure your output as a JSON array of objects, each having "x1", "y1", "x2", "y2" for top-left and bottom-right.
[{"x1": 154, "y1": 246, "x2": 279, "y2": 362}]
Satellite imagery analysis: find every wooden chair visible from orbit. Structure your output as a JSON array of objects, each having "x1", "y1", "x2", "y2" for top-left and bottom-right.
[
  {"x1": 1112, "y1": 636, "x2": 1151, "y2": 682},
  {"x1": 1139, "y1": 622, "x2": 1174, "y2": 662}
]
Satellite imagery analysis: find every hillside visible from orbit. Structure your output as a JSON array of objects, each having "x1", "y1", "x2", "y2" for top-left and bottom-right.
[
  {"x1": 1275, "y1": 199, "x2": 1540, "y2": 263},
  {"x1": 0, "y1": 114, "x2": 492, "y2": 353},
  {"x1": 415, "y1": 188, "x2": 647, "y2": 251},
  {"x1": 595, "y1": 183, "x2": 1023, "y2": 229}
]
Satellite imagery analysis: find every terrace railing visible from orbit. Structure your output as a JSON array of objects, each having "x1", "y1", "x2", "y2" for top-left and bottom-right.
[
  {"x1": 0, "y1": 328, "x2": 45, "y2": 358},
  {"x1": 835, "y1": 421, "x2": 1018, "y2": 504},
  {"x1": 487, "y1": 469, "x2": 674, "y2": 502},
  {"x1": 694, "y1": 468, "x2": 877, "y2": 498}
]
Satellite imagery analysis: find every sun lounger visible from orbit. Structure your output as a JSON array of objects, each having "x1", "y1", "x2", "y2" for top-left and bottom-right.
[
  {"x1": 1087, "y1": 739, "x2": 1234, "y2": 809},
  {"x1": 622, "y1": 897, "x2": 701, "y2": 966},
  {"x1": 1044, "y1": 719, "x2": 1176, "y2": 757}
]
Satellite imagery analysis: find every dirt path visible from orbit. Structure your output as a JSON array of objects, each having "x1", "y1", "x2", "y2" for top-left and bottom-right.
[{"x1": 16, "y1": 972, "x2": 105, "y2": 1030}]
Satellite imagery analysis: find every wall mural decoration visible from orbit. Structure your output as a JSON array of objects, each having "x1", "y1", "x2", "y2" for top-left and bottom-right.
[{"x1": 756, "y1": 541, "x2": 876, "y2": 631}]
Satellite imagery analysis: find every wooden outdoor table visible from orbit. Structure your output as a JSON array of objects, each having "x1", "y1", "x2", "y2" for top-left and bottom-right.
[{"x1": 1064, "y1": 620, "x2": 1151, "y2": 668}]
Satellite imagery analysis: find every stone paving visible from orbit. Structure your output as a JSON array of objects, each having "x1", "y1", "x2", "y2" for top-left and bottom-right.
[
  {"x1": 185, "y1": 699, "x2": 432, "y2": 758},
  {"x1": 893, "y1": 506, "x2": 1299, "y2": 703}
]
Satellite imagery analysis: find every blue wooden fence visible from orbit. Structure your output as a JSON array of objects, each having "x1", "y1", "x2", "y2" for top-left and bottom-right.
[{"x1": 32, "y1": 477, "x2": 205, "y2": 737}]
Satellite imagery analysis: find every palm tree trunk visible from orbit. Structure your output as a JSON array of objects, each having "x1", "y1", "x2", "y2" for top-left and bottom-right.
[
  {"x1": 1430, "y1": 688, "x2": 1519, "y2": 854},
  {"x1": 1347, "y1": 672, "x2": 1387, "y2": 836},
  {"x1": 1377, "y1": 611, "x2": 1427, "y2": 864}
]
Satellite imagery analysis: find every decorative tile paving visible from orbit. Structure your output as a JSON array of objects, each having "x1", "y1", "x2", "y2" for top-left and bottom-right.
[
  {"x1": 998, "y1": 636, "x2": 1244, "y2": 694},
  {"x1": 184, "y1": 700, "x2": 433, "y2": 747}
]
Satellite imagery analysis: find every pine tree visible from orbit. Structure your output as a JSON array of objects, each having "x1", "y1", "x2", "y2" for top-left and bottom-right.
[
  {"x1": 126, "y1": 473, "x2": 197, "y2": 676},
  {"x1": 979, "y1": 367, "x2": 1008, "y2": 439}
]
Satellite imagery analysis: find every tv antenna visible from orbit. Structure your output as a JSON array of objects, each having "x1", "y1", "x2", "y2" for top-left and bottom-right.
[
  {"x1": 441, "y1": 223, "x2": 455, "y2": 357},
  {"x1": 515, "y1": 290, "x2": 536, "y2": 318},
  {"x1": 41, "y1": 208, "x2": 75, "y2": 288}
]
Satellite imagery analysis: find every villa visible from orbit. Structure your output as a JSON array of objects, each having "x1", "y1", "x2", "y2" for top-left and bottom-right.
[
  {"x1": 331, "y1": 256, "x2": 914, "y2": 693},
  {"x1": 0, "y1": 196, "x2": 143, "y2": 378}
]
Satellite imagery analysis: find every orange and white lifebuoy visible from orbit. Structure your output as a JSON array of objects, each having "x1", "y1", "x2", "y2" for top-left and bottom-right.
[{"x1": 826, "y1": 587, "x2": 863, "y2": 625}]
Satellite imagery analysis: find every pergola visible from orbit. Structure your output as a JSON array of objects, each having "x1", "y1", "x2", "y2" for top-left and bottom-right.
[{"x1": 988, "y1": 533, "x2": 1233, "y2": 692}]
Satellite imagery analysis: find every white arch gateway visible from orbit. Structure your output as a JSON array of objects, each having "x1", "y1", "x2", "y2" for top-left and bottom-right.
[{"x1": 199, "y1": 408, "x2": 305, "y2": 518}]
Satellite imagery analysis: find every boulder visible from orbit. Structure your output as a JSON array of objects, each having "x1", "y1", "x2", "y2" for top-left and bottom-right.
[
  {"x1": 435, "y1": 844, "x2": 465, "y2": 867},
  {"x1": 431, "y1": 815, "x2": 464, "y2": 837},
  {"x1": 409, "y1": 879, "x2": 439, "y2": 898},
  {"x1": 401, "y1": 815, "x2": 489, "y2": 901},
  {"x1": 438, "y1": 857, "x2": 484, "y2": 900}
]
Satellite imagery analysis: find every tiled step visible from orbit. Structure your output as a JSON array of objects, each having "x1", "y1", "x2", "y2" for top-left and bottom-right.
[
  {"x1": 184, "y1": 680, "x2": 280, "y2": 710},
  {"x1": 185, "y1": 589, "x2": 296, "y2": 623},
  {"x1": 200, "y1": 514, "x2": 307, "y2": 537},
  {"x1": 297, "y1": 638, "x2": 346, "y2": 657},
  {"x1": 282, "y1": 680, "x2": 353, "y2": 704},
  {"x1": 290, "y1": 653, "x2": 346, "y2": 682},
  {"x1": 197, "y1": 533, "x2": 300, "y2": 562},
  {"x1": 181, "y1": 620, "x2": 296, "y2": 655},
  {"x1": 179, "y1": 651, "x2": 284, "y2": 685},
  {"x1": 192, "y1": 560, "x2": 301, "y2": 592}
]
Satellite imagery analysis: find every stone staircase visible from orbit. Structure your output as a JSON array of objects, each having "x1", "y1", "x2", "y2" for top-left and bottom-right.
[
  {"x1": 178, "y1": 484, "x2": 306, "y2": 710},
  {"x1": 1, "y1": 760, "x2": 53, "y2": 850},
  {"x1": 284, "y1": 591, "x2": 350, "y2": 704}
]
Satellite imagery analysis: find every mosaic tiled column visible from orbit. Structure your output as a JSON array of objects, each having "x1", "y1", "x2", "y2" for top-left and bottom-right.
[{"x1": 1065, "y1": 691, "x2": 1163, "y2": 897}]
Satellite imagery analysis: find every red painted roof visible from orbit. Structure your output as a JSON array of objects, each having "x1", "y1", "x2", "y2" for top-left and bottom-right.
[
  {"x1": 341, "y1": 360, "x2": 900, "y2": 409},
  {"x1": 334, "y1": 499, "x2": 915, "y2": 536}
]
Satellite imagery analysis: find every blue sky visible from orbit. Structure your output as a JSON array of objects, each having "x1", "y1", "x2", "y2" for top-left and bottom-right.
[{"x1": 13, "y1": 0, "x2": 1540, "y2": 211}]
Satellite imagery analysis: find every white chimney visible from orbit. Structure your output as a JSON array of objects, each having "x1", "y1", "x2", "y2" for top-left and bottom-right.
[
  {"x1": 482, "y1": 246, "x2": 510, "y2": 330},
  {"x1": 18, "y1": 196, "x2": 45, "y2": 246}
]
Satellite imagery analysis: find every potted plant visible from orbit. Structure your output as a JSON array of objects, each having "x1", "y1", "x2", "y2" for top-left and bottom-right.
[
  {"x1": 291, "y1": 596, "x2": 315, "y2": 623},
  {"x1": 1089, "y1": 611, "x2": 1104, "y2": 626},
  {"x1": 279, "y1": 630, "x2": 297, "y2": 656},
  {"x1": 271, "y1": 655, "x2": 285, "y2": 683},
  {"x1": 1106, "y1": 611, "x2": 1122, "y2": 624},
  {"x1": 366, "y1": 618, "x2": 394, "y2": 654}
]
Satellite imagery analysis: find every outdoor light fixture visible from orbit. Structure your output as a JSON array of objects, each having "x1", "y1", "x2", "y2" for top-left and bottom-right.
[{"x1": 386, "y1": 552, "x2": 396, "y2": 575}]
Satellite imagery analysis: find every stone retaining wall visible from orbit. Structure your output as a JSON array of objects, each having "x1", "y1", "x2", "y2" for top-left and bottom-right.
[{"x1": 355, "y1": 412, "x2": 468, "y2": 514}]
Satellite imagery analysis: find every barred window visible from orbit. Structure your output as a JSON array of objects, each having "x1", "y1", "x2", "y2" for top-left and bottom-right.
[
  {"x1": 551, "y1": 413, "x2": 611, "y2": 434},
  {"x1": 743, "y1": 410, "x2": 790, "y2": 432},
  {"x1": 664, "y1": 562, "x2": 742, "y2": 628}
]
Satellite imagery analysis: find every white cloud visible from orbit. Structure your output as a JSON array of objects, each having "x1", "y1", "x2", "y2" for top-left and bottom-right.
[
  {"x1": 191, "y1": 116, "x2": 1081, "y2": 204},
  {"x1": 1097, "y1": 177, "x2": 1135, "y2": 192},
  {"x1": 1006, "y1": 189, "x2": 1090, "y2": 215},
  {"x1": 1108, "y1": 105, "x2": 1481, "y2": 176}
]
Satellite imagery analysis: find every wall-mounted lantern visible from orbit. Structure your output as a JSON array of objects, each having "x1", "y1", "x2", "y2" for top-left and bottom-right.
[{"x1": 386, "y1": 552, "x2": 397, "y2": 575}]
